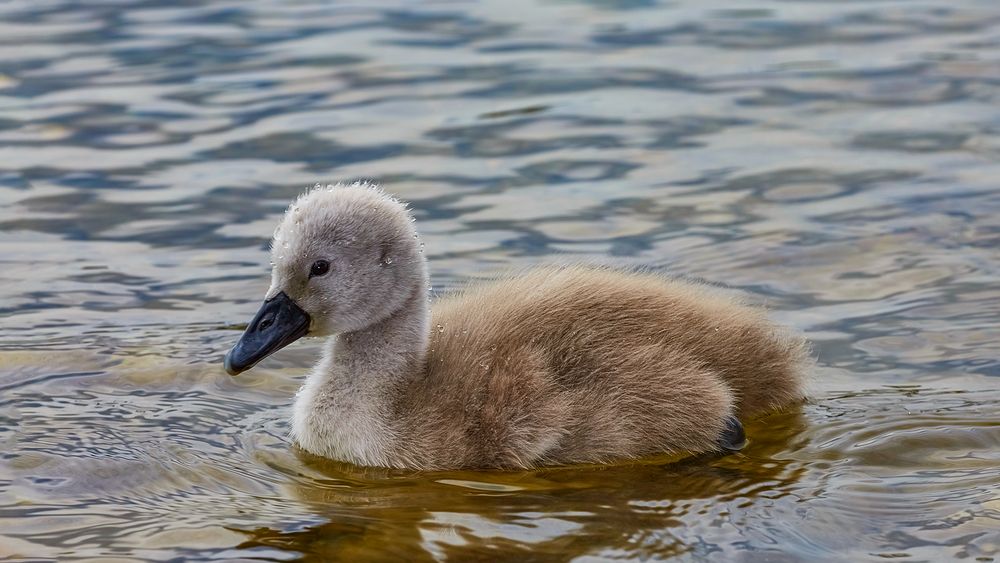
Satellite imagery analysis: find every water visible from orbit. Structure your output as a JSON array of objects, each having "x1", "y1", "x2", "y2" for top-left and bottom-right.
[{"x1": 1, "y1": 0, "x2": 999, "y2": 560}]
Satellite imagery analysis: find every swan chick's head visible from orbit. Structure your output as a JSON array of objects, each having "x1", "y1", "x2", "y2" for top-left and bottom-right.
[{"x1": 224, "y1": 183, "x2": 424, "y2": 375}]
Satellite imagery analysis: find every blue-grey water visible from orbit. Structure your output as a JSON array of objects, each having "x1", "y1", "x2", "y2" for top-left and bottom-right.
[{"x1": 1, "y1": 0, "x2": 999, "y2": 561}]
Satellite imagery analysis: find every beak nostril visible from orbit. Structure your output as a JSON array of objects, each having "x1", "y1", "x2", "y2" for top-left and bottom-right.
[{"x1": 227, "y1": 291, "x2": 310, "y2": 376}]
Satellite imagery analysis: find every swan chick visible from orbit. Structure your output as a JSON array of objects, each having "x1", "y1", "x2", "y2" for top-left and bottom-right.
[{"x1": 224, "y1": 183, "x2": 811, "y2": 470}]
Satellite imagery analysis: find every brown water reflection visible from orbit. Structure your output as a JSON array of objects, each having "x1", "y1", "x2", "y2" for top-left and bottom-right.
[
  {"x1": 1, "y1": 0, "x2": 999, "y2": 560},
  {"x1": 239, "y1": 410, "x2": 809, "y2": 561},
  {"x1": 230, "y1": 389, "x2": 999, "y2": 562}
]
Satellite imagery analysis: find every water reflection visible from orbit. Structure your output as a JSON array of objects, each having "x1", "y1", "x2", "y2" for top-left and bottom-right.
[
  {"x1": 1, "y1": 0, "x2": 999, "y2": 560},
  {"x1": 241, "y1": 410, "x2": 808, "y2": 560}
]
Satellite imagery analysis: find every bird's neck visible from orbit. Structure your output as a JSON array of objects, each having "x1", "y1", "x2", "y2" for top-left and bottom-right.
[
  {"x1": 292, "y1": 274, "x2": 429, "y2": 467},
  {"x1": 332, "y1": 280, "x2": 430, "y2": 387}
]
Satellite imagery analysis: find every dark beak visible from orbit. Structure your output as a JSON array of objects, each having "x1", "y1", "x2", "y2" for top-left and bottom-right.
[{"x1": 224, "y1": 291, "x2": 311, "y2": 376}]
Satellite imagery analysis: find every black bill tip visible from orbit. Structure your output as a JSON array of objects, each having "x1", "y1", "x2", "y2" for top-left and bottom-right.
[
  {"x1": 224, "y1": 291, "x2": 310, "y2": 376},
  {"x1": 224, "y1": 352, "x2": 238, "y2": 376}
]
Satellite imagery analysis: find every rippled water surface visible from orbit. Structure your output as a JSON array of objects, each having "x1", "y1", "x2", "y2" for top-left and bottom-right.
[{"x1": 2, "y1": 0, "x2": 999, "y2": 561}]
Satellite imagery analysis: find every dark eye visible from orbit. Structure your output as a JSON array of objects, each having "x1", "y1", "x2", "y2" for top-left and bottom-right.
[{"x1": 309, "y1": 259, "x2": 330, "y2": 278}]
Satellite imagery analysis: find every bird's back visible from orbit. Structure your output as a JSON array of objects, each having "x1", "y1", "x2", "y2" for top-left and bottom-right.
[{"x1": 393, "y1": 266, "x2": 809, "y2": 468}]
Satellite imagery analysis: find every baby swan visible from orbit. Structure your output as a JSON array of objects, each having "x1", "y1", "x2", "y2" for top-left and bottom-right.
[{"x1": 224, "y1": 183, "x2": 810, "y2": 470}]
